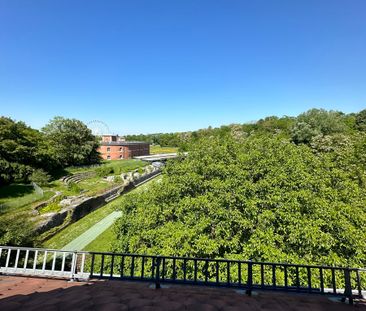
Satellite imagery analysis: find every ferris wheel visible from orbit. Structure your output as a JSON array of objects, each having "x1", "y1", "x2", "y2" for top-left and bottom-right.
[{"x1": 87, "y1": 120, "x2": 111, "y2": 136}]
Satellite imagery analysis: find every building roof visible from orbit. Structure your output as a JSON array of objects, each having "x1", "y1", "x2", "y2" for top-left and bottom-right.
[
  {"x1": 1, "y1": 275, "x2": 364, "y2": 311},
  {"x1": 100, "y1": 141, "x2": 149, "y2": 146}
]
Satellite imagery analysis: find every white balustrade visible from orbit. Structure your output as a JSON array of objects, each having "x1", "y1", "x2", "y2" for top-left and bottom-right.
[{"x1": 0, "y1": 246, "x2": 90, "y2": 281}]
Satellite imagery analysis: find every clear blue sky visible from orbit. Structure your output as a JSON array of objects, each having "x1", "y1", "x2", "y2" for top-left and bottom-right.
[{"x1": 0, "y1": 0, "x2": 365, "y2": 134}]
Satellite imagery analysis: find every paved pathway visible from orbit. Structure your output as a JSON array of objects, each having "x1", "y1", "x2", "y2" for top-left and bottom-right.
[{"x1": 61, "y1": 211, "x2": 122, "y2": 251}]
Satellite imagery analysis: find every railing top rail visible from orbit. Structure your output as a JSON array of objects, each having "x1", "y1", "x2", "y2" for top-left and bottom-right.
[
  {"x1": 0, "y1": 245, "x2": 90, "y2": 255},
  {"x1": 87, "y1": 250, "x2": 366, "y2": 271}
]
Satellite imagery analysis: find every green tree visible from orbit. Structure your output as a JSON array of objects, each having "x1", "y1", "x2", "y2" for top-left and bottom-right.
[
  {"x1": 42, "y1": 116, "x2": 101, "y2": 167},
  {"x1": 0, "y1": 117, "x2": 57, "y2": 185},
  {"x1": 291, "y1": 109, "x2": 349, "y2": 144},
  {"x1": 0, "y1": 215, "x2": 35, "y2": 246}
]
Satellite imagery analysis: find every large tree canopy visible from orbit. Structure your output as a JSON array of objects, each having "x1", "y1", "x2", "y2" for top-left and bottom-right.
[
  {"x1": 114, "y1": 133, "x2": 366, "y2": 267},
  {"x1": 42, "y1": 116, "x2": 100, "y2": 167},
  {"x1": 0, "y1": 116, "x2": 101, "y2": 185},
  {"x1": 291, "y1": 109, "x2": 351, "y2": 144},
  {"x1": 0, "y1": 117, "x2": 56, "y2": 185}
]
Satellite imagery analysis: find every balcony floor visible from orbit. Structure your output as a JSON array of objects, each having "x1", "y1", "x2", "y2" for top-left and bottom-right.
[{"x1": 0, "y1": 275, "x2": 365, "y2": 310}]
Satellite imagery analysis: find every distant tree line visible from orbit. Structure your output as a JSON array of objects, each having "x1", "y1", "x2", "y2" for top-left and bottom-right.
[
  {"x1": 0, "y1": 116, "x2": 100, "y2": 186},
  {"x1": 126, "y1": 108, "x2": 366, "y2": 149},
  {"x1": 114, "y1": 108, "x2": 366, "y2": 268},
  {"x1": 125, "y1": 132, "x2": 183, "y2": 147}
]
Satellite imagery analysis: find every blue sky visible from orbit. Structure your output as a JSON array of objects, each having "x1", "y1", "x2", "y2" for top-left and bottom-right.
[{"x1": 0, "y1": 0, "x2": 365, "y2": 134}]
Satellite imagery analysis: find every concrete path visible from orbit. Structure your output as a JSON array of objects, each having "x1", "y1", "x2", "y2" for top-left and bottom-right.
[{"x1": 61, "y1": 211, "x2": 122, "y2": 251}]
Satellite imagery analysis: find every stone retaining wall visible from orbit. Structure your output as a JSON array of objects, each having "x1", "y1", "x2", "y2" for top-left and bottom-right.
[{"x1": 37, "y1": 169, "x2": 161, "y2": 236}]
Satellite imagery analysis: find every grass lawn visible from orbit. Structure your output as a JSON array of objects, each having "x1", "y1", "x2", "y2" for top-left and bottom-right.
[
  {"x1": 150, "y1": 145, "x2": 178, "y2": 154},
  {"x1": 102, "y1": 159, "x2": 147, "y2": 172},
  {"x1": 76, "y1": 177, "x2": 111, "y2": 196},
  {"x1": 82, "y1": 225, "x2": 116, "y2": 252},
  {"x1": 67, "y1": 159, "x2": 147, "y2": 175},
  {"x1": 0, "y1": 184, "x2": 54, "y2": 216}
]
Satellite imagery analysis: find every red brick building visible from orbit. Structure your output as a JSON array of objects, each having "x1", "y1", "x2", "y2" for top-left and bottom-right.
[{"x1": 98, "y1": 135, "x2": 150, "y2": 160}]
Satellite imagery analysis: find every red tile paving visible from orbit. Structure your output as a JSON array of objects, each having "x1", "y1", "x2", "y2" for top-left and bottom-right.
[{"x1": 0, "y1": 275, "x2": 365, "y2": 310}]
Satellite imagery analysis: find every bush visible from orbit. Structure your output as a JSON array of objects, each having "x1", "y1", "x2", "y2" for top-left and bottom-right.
[
  {"x1": 29, "y1": 169, "x2": 51, "y2": 186},
  {"x1": 67, "y1": 181, "x2": 81, "y2": 194},
  {"x1": 96, "y1": 166, "x2": 114, "y2": 177}
]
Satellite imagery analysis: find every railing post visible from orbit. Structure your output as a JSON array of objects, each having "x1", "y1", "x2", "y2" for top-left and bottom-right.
[
  {"x1": 246, "y1": 260, "x2": 253, "y2": 296},
  {"x1": 90, "y1": 253, "x2": 95, "y2": 278},
  {"x1": 70, "y1": 251, "x2": 78, "y2": 282},
  {"x1": 155, "y1": 256, "x2": 161, "y2": 289},
  {"x1": 343, "y1": 268, "x2": 354, "y2": 305}
]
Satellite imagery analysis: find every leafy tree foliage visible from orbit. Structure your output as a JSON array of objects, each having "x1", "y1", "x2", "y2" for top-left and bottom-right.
[
  {"x1": 291, "y1": 109, "x2": 350, "y2": 144},
  {"x1": 0, "y1": 116, "x2": 101, "y2": 186},
  {"x1": 42, "y1": 116, "x2": 100, "y2": 167},
  {"x1": 126, "y1": 108, "x2": 361, "y2": 149},
  {"x1": 0, "y1": 117, "x2": 56, "y2": 185},
  {"x1": 0, "y1": 215, "x2": 35, "y2": 246},
  {"x1": 356, "y1": 109, "x2": 366, "y2": 131},
  {"x1": 114, "y1": 133, "x2": 366, "y2": 267}
]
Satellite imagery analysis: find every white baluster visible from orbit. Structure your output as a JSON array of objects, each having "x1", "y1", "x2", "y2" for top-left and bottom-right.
[
  {"x1": 23, "y1": 250, "x2": 29, "y2": 272},
  {"x1": 51, "y1": 252, "x2": 56, "y2": 274},
  {"x1": 61, "y1": 252, "x2": 66, "y2": 274},
  {"x1": 80, "y1": 253, "x2": 86, "y2": 274},
  {"x1": 42, "y1": 251, "x2": 48, "y2": 273},
  {"x1": 70, "y1": 252, "x2": 77, "y2": 281},
  {"x1": 14, "y1": 249, "x2": 20, "y2": 271},
  {"x1": 33, "y1": 250, "x2": 38, "y2": 272},
  {"x1": 5, "y1": 249, "x2": 11, "y2": 270}
]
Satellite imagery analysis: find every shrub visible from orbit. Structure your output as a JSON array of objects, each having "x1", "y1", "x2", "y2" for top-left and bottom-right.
[
  {"x1": 29, "y1": 169, "x2": 51, "y2": 186},
  {"x1": 96, "y1": 166, "x2": 114, "y2": 177},
  {"x1": 67, "y1": 181, "x2": 81, "y2": 194}
]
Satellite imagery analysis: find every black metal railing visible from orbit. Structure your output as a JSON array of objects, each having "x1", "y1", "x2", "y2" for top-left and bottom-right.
[{"x1": 88, "y1": 251, "x2": 366, "y2": 305}]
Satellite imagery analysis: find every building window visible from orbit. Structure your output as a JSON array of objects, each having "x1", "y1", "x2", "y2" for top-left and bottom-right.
[
  {"x1": 119, "y1": 147, "x2": 123, "y2": 152},
  {"x1": 107, "y1": 147, "x2": 110, "y2": 152},
  {"x1": 107, "y1": 155, "x2": 111, "y2": 160},
  {"x1": 119, "y1": 155, "x2": 123, "y2": 159}
]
